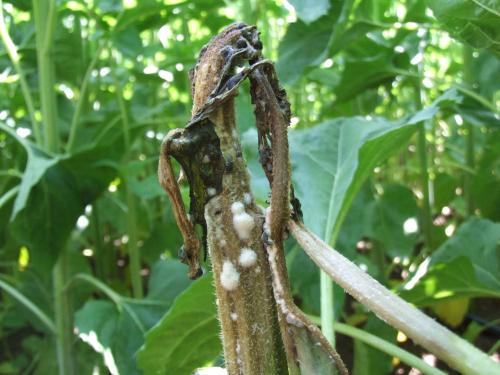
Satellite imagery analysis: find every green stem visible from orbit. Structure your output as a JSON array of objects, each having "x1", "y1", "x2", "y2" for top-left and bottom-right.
[
  {"x1": 92, "y1": 204, "x2": 104, "y2": 280},
  {"x1": 34, "y1": 0, "x2": 59, "y2": 151},
  {"x1": 414, "y1": 45, "x2": 433, "y2": 251},
  {"x1": 308, "y1": 315, "x2": 446, "y2": 375},
  {"x1": 52, "y1": 252, "x2": 74, "y2": 375},
  {"x1": 33, "y1": 2, "x2": 74, "y2": 374},
  {"x1": 417, "y1": 120, "x2": 433, "y2": 249},
  {"x1": 0, "y1": 278, "x2": 56, "y2": 334},
  {"x1": 335, "y1": 322, "x2": 446, "y2": 375},
  {"x1": 0, "y1": 1, "x2": 41, "y2": 143},
  {"x1": 319, "y1": 0, "x2": 355, "y2": 347},
  {"x1": 321, "y1": 226, "x2": 341, "y2": 346},
  {"x1": 463, "y1": 46, "x2": 475, "y2": 216},
  {"x1": 66, "y1": 43, "x2": 104, "y2": 152},
  {"x1": 111, "y1": 50, "x2": 143, "y2": 298}
]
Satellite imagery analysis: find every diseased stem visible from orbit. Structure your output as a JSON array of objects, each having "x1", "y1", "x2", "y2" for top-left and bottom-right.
[
  {"x1": 204, "y1": 101, "x2": 288, "y2": 375},
  {"x1": 289, "y1": 220, "x2": 500, "y2": 375}
]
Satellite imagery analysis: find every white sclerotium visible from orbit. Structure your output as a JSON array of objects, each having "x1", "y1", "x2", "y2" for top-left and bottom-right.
[
  {"x1": 239, "y1": 248, "x2": 257, "y2": 268},
  {"x1": 230, "y1": 312, "x2": 238, "y2": 321},
  {"x1": 243, "y1": 193, "x2": 252, "y2": 205},
  {"x1": 220, "y1": 260, "x2": 240, "y2": 291},
  {"x1": 202, "y1": 154, "x2": 210, "y2": 163},
  {"x1": 207, "y1": 187, "x2": 216, "y2": 197},
  {"x1": 232, "y1": 201, "x2": 255, "y2": 240},
  {"x1": 231, "y1": 201, "x2": 245, "y2": 215}
]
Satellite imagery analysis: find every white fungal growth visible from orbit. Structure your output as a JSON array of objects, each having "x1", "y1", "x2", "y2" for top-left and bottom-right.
[
  {"x1": 239, "y1": 248, "x2": 257, "y2": 268},
  {"x1": 231, "y1": 201, "x2": 245, "y2": 214},
  {"x1": 233, "y1": 211, "x2": 255, "y2": 240},
  {"x1": 202, "y1": 154, "x2": 210, "y2": 163},
  {"x1": 243, "y1": 193, "x2": 252, "y2": 205},
  {"x1": 263, "y1": 206, "x2": 271, "y2": 235},
  {"x1": 230, "y1": 312, "x2": 238, "y2": 321},
  {"x1": 207, "y1": 187, "x2": 216, "y2": 197},
  {"x1": 220, "y1": 260, "x2": 240, "y2": 291}
]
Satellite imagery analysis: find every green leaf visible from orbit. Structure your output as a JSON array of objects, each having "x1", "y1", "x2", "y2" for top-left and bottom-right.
[
  {"x1": 146, "y1": 258, "x2": 191, "y2": 304},
  {"x1": 75, "y1": 259, "x2": 191, "y2": 375},
  {"x1": 130, "y1": 175, "x2": 164, "y2": 199},
  {"x1": 429, "y1": 0, "x2": 500, "y2": 54},
  {"x1": 333, "y1": 54, "x2": 398, "y2": 102},
  {"x1": 136, "y1": 275, "x2": 221, "y2": 375},
  {"x1": 353, "y1": 315, "x2": 396, "y2": 375},
  {"x1": 370, "y1": 184, "x2": 419, "y2": 258},
  {"x1": 0, "y1": 121, "x2": 124, "y2": 271},
  {"x1": 289, "y1": 90, "x2": 461, "y2": 245},
  {"x1": 277, "y1": 9, "x2": 340, "y2": 84},
  {"x1": 288, "y1": 0, "x2": 331, "y2": 23},
  {"x1": 401, "y1": 218, "x2": 500, "y2": 305}
]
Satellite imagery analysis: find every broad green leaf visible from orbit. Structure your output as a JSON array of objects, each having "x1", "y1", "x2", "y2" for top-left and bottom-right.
[
  {"x1": 136, "y1": 275, "x2": 221, "y2": 375},
  {"x1": 290, "y1": 90, "x2": 460, "y2": 246},
  {"x1": 400, "y1": 218, "x2": 500, "y2": 305},
  {"x1": 429, "y1": 0, "x2": 500, "y2": 54},
  {"x1": 277, "y1": 8, "x2": 341, "y2": 84},
  {"x1": 471, "y1": 130, "x2": 500, "y2": 221},
  {"x1": 146, "y1": 258, "x2": 191, "y2": 304},
  {"x1": 76, "y1": 259, "x2": 191, "y2": 375},
  {"x1": 333, "y1": 54, "x2": 398, "y2": 102},
  {"x1": 130, "y1": 175, "x2": 164, "y2": 199},
  {"x1": 370, "y1": 184, "x2": 419, "y2": 258},
  {"x1": 0, "y1": 121, "x2": 124, "y2": 270},
  {"x1": 288, "y1": 0, "x2": 331, "y2": 23},
  {"x1": 433, "y1": 173, "x2": 458, "y2": 209}
]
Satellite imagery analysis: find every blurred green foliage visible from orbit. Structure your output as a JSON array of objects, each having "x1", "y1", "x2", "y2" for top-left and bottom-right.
[{"x1": 0, "y1": 0, "x2": 498, "y2": 374}]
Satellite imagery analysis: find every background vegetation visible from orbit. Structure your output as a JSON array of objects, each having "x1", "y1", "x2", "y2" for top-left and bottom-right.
[{"x1": 0, "y1": 0, "x2": 498, "y2": 374}]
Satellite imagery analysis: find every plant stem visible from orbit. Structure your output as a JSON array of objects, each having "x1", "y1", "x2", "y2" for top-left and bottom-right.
[
  {"x1": 34, "y1": 0, "x2": 59, "y2": 152},
  {"x1": 414, "y1": 48, "x2": 433, "y2": 250},
  {"x1": 0, "y1": 1, "x2": 41, "y2": 143},
  {"x1": 463, "y1": 45, "x2": 475, "y2": 216},
  {"x1": 66, "y1": 43, "x2": 104, "y2": 152},
  {"x1": 53, "y1": 251, "x2": 74, "y2": 375},
  {"x1": 0, "y1": 278, "x2": 56, "y2": 334},
  {"x1": 333, "y1": 322, "x2": 447, "y2": 375},
  {"x1": 308, "y1": 315, "x2": 446, "y2": 375},
  {"x1": 33, "y1": 2, "x2": 74, "y2": 374},
  {"x1": 318, "y1": 0, "x2": 355, "y2": 346},
  {"x1": 290, "y1": 220, "x2": 500, "y2": 375},
  {"x1": 111, "y1": 50, "x2": 143, "y2": 298}
]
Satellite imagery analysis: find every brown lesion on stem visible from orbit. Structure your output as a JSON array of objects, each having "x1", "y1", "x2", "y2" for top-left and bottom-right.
[
  {"x1": 158, "y1": 133, "x2": 202, "y2": 280},
  {"x1": 159, "y1": 22, "x2": 347, "y2": 375}
]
